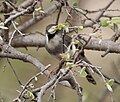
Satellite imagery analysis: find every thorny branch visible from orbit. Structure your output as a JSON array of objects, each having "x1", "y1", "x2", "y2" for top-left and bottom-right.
[
  {"x1": 0, "y1": 0, "x2": 120, "y2": 102},
  {"x1": 4, "y1": 0, "x2": 38, "y2": 25},
  {"x1": 13, "y1": 64, "x2": 51, "y2": 102},
  {"x1": 11, "y1": 32, "x2": 120, "y2": 54}
]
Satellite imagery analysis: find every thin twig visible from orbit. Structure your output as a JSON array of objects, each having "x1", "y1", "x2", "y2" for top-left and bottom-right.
[
  {"x1": 8, "y1": 30, "x2": 16, "y2": 47},
  {"x1": 5, "y1": 0, "x2": 18, "y2": 11},
  {"x1": 7, "y1": 58, "x2": 22, "y2": 86},
  {"x1": 84, "y1": 8, "x2": 120, "y2": 14},
  {"x1": 12, "y1": 20, "x2": 25, "y2": 36},
  {"x1": 4, "y1": 0, "x2": 38, "y2": 25},
  {"x1": 18, "y1": 64, "x2": 51, "y2": 99}
]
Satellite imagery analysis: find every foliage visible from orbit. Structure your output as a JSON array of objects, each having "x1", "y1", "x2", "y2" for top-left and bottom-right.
[{"x1": 0, "y1": 0, "x2": 120, "y2": 102}]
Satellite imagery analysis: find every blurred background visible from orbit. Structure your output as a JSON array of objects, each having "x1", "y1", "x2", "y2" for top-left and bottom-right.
[{"x1": 0, "y1": 0, "x2": 120, "y2": 102}]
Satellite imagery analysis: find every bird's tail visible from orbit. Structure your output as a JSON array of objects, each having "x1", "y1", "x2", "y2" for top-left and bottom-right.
[
  {"x1": 77, "y1": 51, "x2": 96, "y2": 85},
  {"x1": 85, "y1": 69, "x2": 96, "y2": 85}
]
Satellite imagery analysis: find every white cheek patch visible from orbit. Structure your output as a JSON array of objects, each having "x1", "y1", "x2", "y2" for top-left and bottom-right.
[{"x1": 45, "y1": 34, "x2": 48, "y2": 44}]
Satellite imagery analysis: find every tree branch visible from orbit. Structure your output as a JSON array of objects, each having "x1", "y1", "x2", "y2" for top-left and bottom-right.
[
  {"x1": 11, "y1": 32, "x2": 45, "y2": 47},
  {"x1": 0, "y1": 44, "x2": 79, "y2": 90},
  {"x1": 11, "y1": 32, "x2": 120, "y2": 54},
  {"x1": 9, "y1": 2, "x2": 61, "y2": 35},
  {"x1": 0, "y1": 44, "x2": 49, "y2": 75}
]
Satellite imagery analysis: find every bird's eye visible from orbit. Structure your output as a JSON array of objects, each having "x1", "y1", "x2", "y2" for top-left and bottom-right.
[{"x1": 48, "y1": 26, "x2": 57, "y2": 34}]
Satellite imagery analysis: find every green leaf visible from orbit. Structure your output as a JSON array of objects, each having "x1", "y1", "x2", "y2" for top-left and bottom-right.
[
  {"x1": 0, "y1": 22, "x2": 4, "y2": 26},
  {"x1": 100, "y1": 20, "x2": 109, "y2": 27},
  {"x1": 63, "y1": 24, "x2": 69, "y2": 32},
  {"x1": 29, "y1": 83, "x2": 34, "y2": 89},
  {"x1": 106, "y1": 83, "x2": 113, "y2": 92},
  {"x1": 27, "y1": 91, "x2": 35, "y2": 99},
  {"x1": 0, "y1": 22, "x2": 8, "y2": 29},
  {"x1": 111, "y1": 18, "x2": 120, "y2": 24},
  {"x1": 108, "y1": 79, "x2": 114, "y2": 86},
  {"x1": 73, "y1": 2, "x2": 78, "y2": 8},
  {"x1": 66, "y1": 62, "x2": 76, "y2": 68},
  {"x1": 73, "y1": 39, "x2": 79, "y2": 44},
  {"x1": 79, "y1": 67, "x2": 87, "y2": 77},
  {"x1": 35, "y1": 7, "x2": 44, "y2": 13},
  {"x1": 35, "y1": 7, "x2": 41, "y2": 11},
  {"x1": 65, "y1": 27, "x2": 69, "y2": 33},
  {"x1": 60, "y1": 52, "x2": 71, "y2": 61},
  {"x1": 63, "y1": 23, "x2": 69, "y2": 28},
  {"x1": 57, "y1": 24, "x2": 63, "y2": 30}
]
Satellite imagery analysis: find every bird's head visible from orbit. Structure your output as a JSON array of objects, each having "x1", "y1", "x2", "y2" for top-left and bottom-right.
[{"x1": 45, "y1": 24, "x2": 63, "y2": 41}]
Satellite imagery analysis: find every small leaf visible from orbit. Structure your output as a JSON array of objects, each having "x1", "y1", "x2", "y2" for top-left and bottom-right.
[
  {"x1": 29, "y1": 83, "x2": 34, "y2": 88},
  {"x1": 63, "y1": 24, "x2": 69, "y2": 32},
  {"x1": 65, "y1": 27, "x2": 69, "y2": 33},
  {"x1": 0, "y1": 22, "x2": 8, "y2": 29},
  {"x1": 63, "y1": 23, "x2": 69, "y2": 28},
  {"x1": 73, "y1": 2, "x2": 78, "y2": 8},
  {"x1": 108, "y1": 79, "x2": 114, "y2": 86},
  {"x1": 111, "y1": 17, "x2": 120, "y2": 24},
  {"x1": 27, "y1": 91, "x2": 35, "y2": 99},
  {"x1": 0, "y1": 22, "x2": 4, "y2": 26},
  {"x1": 77, "y1": 26, "x2": 83, "y2": 30},
  {"x1": 106, "y1": 83, "x2": 113, "y2": 92},
  {"x1": 79, "y1": 67, "x2": 87, "y2": 77},
  {"x1": 35, "y1": 7, "x2": 42, "y2": 12},
  {"x1": 66, "y1": 62, "x2": 76, "y2": 68},
  {"x1": 35, "y1": 76, "x2": 38, "y2": 81},
  {"x1": 60, "y1": 52, "x2": 71, "y2": 61},
  {"x1": 100, "y1": 20, "x2": 109, "y2": 27},
  {"x1": 57, "y1": 24, "x2": 63, "y2": 30},
  {"x1": 73, "y1": 39, "x2": 79, "y2": 44}
]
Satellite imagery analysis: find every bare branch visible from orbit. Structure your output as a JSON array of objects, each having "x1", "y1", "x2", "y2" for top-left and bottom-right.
[
  {"x1": 37, "y1": 77, "x2": 57, "y2": 102},
  {"x1": 7, "y1": 58, "x2": 22, "y2": 86},
  {"x1": 10, "y1": 2, "x2": 62, "y2": 33},
  {"x1": 15, "y1": 64, "x2": 51, "y2": 102},
  {"x1": 4, "y1": 1, "x2": 37, "y2": 25},
  {"x1": 0, "y1": 0, "x2": 120, "y2": 102},
  {"x1": 0, "y1": 44, "x2": 49, "y2": 76},
  {"x1": 0, "y1": 44, "x2": 76, "y2": 89},
  {"x1": 11, "y1": 32, "x2": 45, "y2": 47},
  {"x1": 20, "y1": 0, "x2": 36, "y2": 8},
  {"x1": 85, "y1": 37, "x2": 120, "y2": 54},
  {"x1": 11, "y1": 32, "x2": 120, "y2": 54},
  {"x1": 84, "y1": 0, "x2": 115, "y2": 27}
]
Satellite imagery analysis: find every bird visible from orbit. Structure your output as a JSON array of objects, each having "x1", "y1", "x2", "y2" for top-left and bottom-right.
[{"x1": 45, "y1": 24, "x2": 96, "y2": 85}]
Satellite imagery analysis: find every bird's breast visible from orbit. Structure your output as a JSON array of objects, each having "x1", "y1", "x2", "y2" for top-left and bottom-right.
[{"x1": 45, "y1": 37, "x2": 63, "y2": 55}]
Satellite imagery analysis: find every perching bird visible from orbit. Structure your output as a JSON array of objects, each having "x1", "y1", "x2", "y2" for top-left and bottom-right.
[{"x1": 45, "y1": 24, "x2": 96, "y2": 85}]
